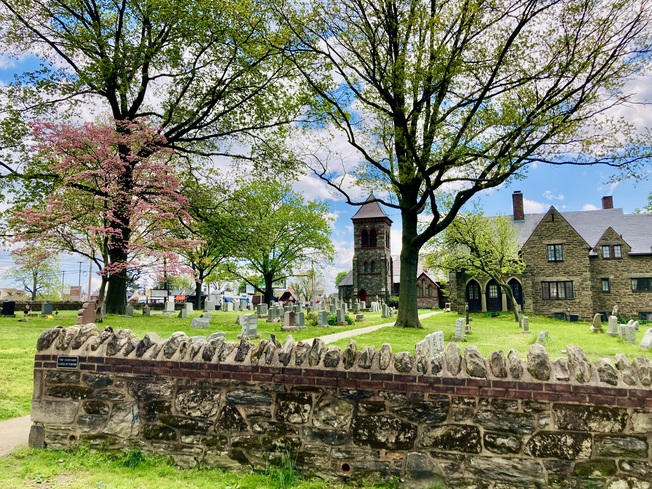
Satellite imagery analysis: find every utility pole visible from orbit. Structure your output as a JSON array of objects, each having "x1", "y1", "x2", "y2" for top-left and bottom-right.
[
  {"x1": 87, "y1": 259, "x2": 93, "y2": 301},
  {"x1": 78, "y1": 261, "x2": 82, "y2": 287}
]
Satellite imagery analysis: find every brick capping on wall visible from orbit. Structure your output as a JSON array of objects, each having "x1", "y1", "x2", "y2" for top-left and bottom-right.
[
  {"x1": 32, "y1": 353, "x2": 652, "y2": 408},
  {"x1": 30, "y1": 324, "x2": 652, "y2": 487}
]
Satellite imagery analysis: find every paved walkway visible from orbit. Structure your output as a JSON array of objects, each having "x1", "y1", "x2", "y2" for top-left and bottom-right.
[
  {"x1": 0, "y1": 310, "x2": 441, "y2": 457},
  {"x1": 0, "y1": 414, "x2": 31, "y2": 457}
]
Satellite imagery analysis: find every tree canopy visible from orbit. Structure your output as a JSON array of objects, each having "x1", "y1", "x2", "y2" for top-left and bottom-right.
[
  {"x1": 279, "y1": 0, "x2": 652, "y2": 327},
  {"x1": 428, "y1": 210, "x2": 525, "y2": 321},
  {"x1": 0, "y1": 0, "x2": 306, "y2": 312},
  {"x1": 216, "y1": 179, "x2": 334, "y2": 304}
]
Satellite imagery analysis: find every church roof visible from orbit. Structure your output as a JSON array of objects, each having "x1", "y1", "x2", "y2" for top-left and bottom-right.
[{"x1": 351, "y1": 194, "x2": 392, "y2": 222}]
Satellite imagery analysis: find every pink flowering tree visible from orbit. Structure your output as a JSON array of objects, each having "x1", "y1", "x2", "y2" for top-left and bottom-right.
[{"x1": 8, "y1": 119, "x2": 191, "y2": 315}]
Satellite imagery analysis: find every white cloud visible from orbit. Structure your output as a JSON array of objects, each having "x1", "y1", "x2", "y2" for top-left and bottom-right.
[
  {"x1": 582, "y1": 203, "x2": 598, "y2": 211},
  {"x1": 523, "y1": 198, "x2": 547, "y2": 213},
  {"x1": 543, "y1": 190, "x2": 564, "y2": 201}
]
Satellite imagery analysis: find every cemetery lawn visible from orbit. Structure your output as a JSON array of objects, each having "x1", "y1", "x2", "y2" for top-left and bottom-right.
[
  {"x1": 0, "y1": 445, "x2": 400, "y2": 489},
  {"x1": 1, "y1": 308, "x2": 650, "y2": 422}
]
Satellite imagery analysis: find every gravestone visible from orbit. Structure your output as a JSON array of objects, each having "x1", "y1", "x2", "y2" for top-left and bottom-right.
[
  {"x1": 1, "y1": 301, "x2": 15, "y2": 317},
  {"x1": 640, "y1": 328, "x2": 652, "y2": 349},
  {"x1": 204, "y1": 301, "x2": 216, "y2": 312},
  {"x1": 178, "y1": 309, "x2": 188, "y2": 319},
  {"x1": 423, "y1": 331, "x2": 445, "y2": 356},
  {"x1": 619, "y1": 324, "x2": 627, "y2": 339},
  {"x1": 536, "y1": 330, "x2": 549, "y2": 346},
  {"x1": 381, "y1": 304, "x2": 390, "y2": 318},
  {"x1": 359, "y1": 300, "x2": 366, "y2": 311},
  {"x1": 355, "y1": 313, "x2": 364, "y2": 322},
  {"x1": 257, "y1": 303, "x2": 268, "y2": 318},
  {"x1": 190, "y1": 317, "x2": 210, "y2": 329},
  {"x1": 444, "y1": 302, "x2": 451, "y2": 312},
  {"x1": 625, "y1": 324, "x2": 637, "y2": 344},
  {"x1": 296, "y1": 311, "x2": 305, "y2": 328},
  {"x1": 142, "y1": 305, "x2": 151, "y2": 316},
  {"x1": 201, "y1": 312, "x2": 212, "y2": 321},
  {"x1": 41, "y1": 302, "x2": 53, "y2": 317},
  {"x1": 210, "y1": 331, "x2": 226, "y2": 341},
  {"x1": 590, "y1": 313, "x2": 603, "y2": 333},
  {"x1": 317, "y1": 310, "x2": 329, "y2": 326},
  {"x1": 370, "y1": 302, "x2": 380, "y2": 313},
  {"x1": 451, "y1": 318, "x2": 465, "y2": 341},
  {"x1": 77, "y1": 302, "x2": 96, "y2": 325},
  {"x1": 282, "y1": 311, "x2": 297, "y2": 331},
  {"x1": 329, "y1": 303, "x2": 336, "y2": 315},
  {"x1": 239, "y1": 299, "x2": 248, "y2": 311},
  {"x1": 125, "y1": 304, "x2": 134, "y2": 317},
  {"x1": 336, "y1": 308, "x2": 346, "y2": 325},
  {"x1": 632, "y1": 320, "x2": 640, "y2": 331},
  {"x1": 224, "y1": 301, "x2": 234, "y2": 312},
  {"x1": 165, "y1": 299, "x2": 175, "y2": 314},
  {"x1": 606, "y1": 316, "x2": 619, "y2": 336},
  {"x1": 240, "y1": 314, "x2": 259, "y2": 337},
  {"x1": 522, "y1": 316, "x2": 530, "y2": 334},
  {"x1": 185, "y1": 302, "x2": 193, "y2": 312}
]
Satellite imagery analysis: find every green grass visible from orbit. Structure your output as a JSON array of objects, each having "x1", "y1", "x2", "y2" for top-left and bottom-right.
[
  {"x1": 331, "y1": 311, "x2": 652, "y2": 361},
  {"x1": 0, "y1": 445, "x2": 404, "y2": 489}
]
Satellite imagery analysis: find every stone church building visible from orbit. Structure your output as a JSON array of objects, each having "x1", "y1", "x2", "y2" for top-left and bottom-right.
[
  {"x1": 337, "y1": 195, "x2": 443, "y2": 308},
  {"x1": 448, "y1": 191, "x2": 652, "y2": 321}
]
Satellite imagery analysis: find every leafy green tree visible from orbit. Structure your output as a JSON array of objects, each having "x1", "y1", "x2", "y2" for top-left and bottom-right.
[
  {"x1": 0, "y1": 0, "x2": 305, "y2": 313},
  {"x1": 218, "y1": 180, "x2": 335, "y2": 304},
  {"x1": 8, "y1": 246, "x2": 59, "y2": 301},
  {"x1": 291, "y1": 267, "x2": 324, "y2": 303},
  {"x1": 279, "y1": 0, "x2": 652, "y2": 327},
  {"x1": 427, "y1": 211, "x2": 525, "y2": 322}
]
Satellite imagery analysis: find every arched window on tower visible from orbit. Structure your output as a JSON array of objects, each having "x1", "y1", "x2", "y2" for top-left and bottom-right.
[
  {"x1": 361, "y1": 229, "x2": 369, "y2": 247},
  {"x1": 370, "y1": 229, "x2": 377, "y2": 247},
  {"x1": 363, "y1": 261, "x2": 369, "y2": 272},
  {"x1": 370, "y1": 261, "x2": 376, "y2": 273}
]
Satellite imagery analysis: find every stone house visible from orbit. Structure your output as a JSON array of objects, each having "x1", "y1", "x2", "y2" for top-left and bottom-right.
[
  {"x1": 448, "y1": 191, "x2": 652, "y2": 321},
  {"x1": 338, "y1": 194, "x2": 443, "y2": 308}
]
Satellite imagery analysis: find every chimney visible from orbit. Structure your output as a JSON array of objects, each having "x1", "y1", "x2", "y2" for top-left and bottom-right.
[
  {"x1": 602, "y1": 196, "x2": 613, "y2": 209},
  {"x1": 512, "y1": 191, "x2": 524, "y2": 222}
]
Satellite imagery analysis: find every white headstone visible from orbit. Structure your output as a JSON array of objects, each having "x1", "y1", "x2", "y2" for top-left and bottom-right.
[
  {"x1": 185, "y1": 302, "x2": 193, "y2": 312},
  {"x1": 318, "y1": 310, "x2": 329, "y2": 326},
  {"x1": 190, "y1": 317, "x2": 210, "y2": 329},
  {"x1": 452, "y1": 318, "x2": 465, "y2": 341},
  {"x1": 522, "y1": 316, "x2": 530, "y2": 333},
  {"x1": 165, "y1": 299, "x2": 175, "y2": 313},
  {"x1": 625, "y1": 324, "x2": 637, "y2": 344},
  {"x1": 606, "y1": 316, "x2": 619, "y2": 336},
  {"x1": 640, "y1": 327, "x2": 652, "y2": 349}
]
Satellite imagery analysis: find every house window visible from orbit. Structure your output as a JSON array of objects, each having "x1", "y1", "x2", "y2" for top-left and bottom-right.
[
  {"x1": 601, "y1": 278, "x2": 610, "y2": 292},
  {"x1": 370, "y1": 229, "x2": 377, "y2": 247},
  {"x1": 632, "y1": 278, "x2": 652, "y2": 292},
  {"x1": 488, "y1": 284, "x2": 499, "y2": 299},
  {"x1": 547, "y1": 244, "x2": 564, "y2": 262},
  {"x1": 602, "y1": 245, "x2": 611, "y2": 259},
  {"x1": 541, "y1": 281, "x2": 574, "y2": 299},
  {"x1": 361, "y1": 230, "x2": 369, "y2": 247},
  {"x1": 602, "y1": 245, "x2": 623, "y2": 259}
]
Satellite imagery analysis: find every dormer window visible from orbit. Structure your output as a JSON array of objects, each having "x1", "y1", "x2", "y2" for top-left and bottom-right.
[{"x1": 602, "y1": 244, "x2": 622, "y2": 259}]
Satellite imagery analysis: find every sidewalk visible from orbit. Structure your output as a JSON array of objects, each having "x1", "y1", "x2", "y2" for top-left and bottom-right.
[
  {"x1": 0, "y1": 414, "x2": 31, "y2": 457},
  {"x1": 307, "y1": 310, "x2": 441, "y2": 344},
  {"x1": 0, "y1": 310, "x2": 441, "y2": 457}
]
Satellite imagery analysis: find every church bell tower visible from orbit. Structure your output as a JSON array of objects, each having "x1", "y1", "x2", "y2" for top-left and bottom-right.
[{"x1": 351, "y1": 194, "x2": 393, "y2": 303}]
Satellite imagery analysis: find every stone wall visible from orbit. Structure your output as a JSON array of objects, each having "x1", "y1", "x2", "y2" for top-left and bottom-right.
[{"x1": 31, "y1": 324, "x2": 652, "y2": 488}]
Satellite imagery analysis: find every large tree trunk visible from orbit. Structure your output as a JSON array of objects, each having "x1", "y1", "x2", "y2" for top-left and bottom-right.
[
  {"x1": 105, "y1": 242, "x2": 129, "y2": 314},
  {"x1": 194, "y1": 276, "x2": 203, "y2": 310},
  {"x1": 395, "y1": 210, "x2": 422, "y2": 328},
  {"x1": 264, "y1": 273, "x2": 274, "y2": 305}
]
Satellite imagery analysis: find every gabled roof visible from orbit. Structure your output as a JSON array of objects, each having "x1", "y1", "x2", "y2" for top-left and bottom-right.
[
  {"x1": 338, "y1": 270, "x2": 353, "y2": 287},
  {"x1": 391, "y1": 255, "x2": 443, "y2": 284},
  {"x1": 351, "y1": 194, "x2": 392, "y2": 222},
  {"x1": 510, "y1": 207, "x2": 652, "y2": 255}
]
